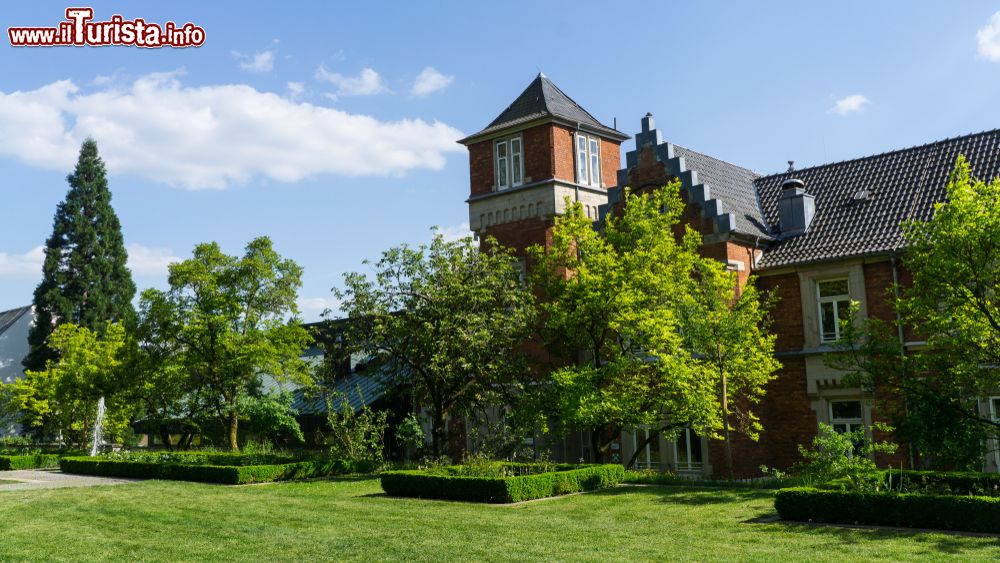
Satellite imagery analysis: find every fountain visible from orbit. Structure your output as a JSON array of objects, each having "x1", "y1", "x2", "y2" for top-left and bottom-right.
[{"x1": 89, "y1": 396, "x2": 106, "y2": 456}]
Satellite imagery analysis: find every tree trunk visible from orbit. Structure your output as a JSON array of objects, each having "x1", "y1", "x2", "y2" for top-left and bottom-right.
[
  {"x1": 228, "y1": 410, "x2": 240, "y2": 452},
  {"x1": 720, "y1": 368, "x2": 734, "y2": 481},
  {"x1": 590, "y1": 427, "x2": 603, "y2": 463},
  {"x1": 626, "y1": 429, "x2": 660, "y2": 470},
  {"x1": 158, "y1": 427, "x2": 174, "y2": 451},
  {"x1": 431, "y1": 412, "x2": 446, "y2": 458}
]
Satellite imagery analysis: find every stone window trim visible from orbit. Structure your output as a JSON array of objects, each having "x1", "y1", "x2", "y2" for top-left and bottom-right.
[
  {"x1": 817, "y1": 277, "x2": 851, "y2": 343},
  {"x1": 797, "y1": 263, "x2": 869, "y2": 350},
  {"x1": 494, "y1": 136, "x2": 524, "y2": 191}
]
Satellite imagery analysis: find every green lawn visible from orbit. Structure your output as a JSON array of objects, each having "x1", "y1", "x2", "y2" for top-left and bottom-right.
[{"x1": 1, "y1": 478, "x2": 999, "y2": 561}]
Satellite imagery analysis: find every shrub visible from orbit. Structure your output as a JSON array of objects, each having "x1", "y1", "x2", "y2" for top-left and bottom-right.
[
  {"x1": 0, "y1": 454, "x2": 61, "y2": 470},
  {"x1": 791, "y1": 422, "x2": 897, "y2": 489},
  {"x1": 326, "y1": 391, "x2": 388, "y2": 469},
  {"x1": 380, "y1": 463, "x2": 624, "y2": 503},
  {"x1": 59, "y1": 456, "x2": 354, "y2": 484},
  {"x1": 774, "y1": 486, "x2": 1000, "y2": 533},
  {"x1": 822, "y1": 469, "x2": 1000, "y2": 496}
]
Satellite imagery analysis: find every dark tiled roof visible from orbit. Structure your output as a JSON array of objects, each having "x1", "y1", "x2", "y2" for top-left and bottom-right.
[
  {"x1": 755, "y1": 129, "x2": 1000, "y2": 269},
  {"x1": 671, "y1": 144, "x2": 771, "y2": 239},
  {"x1": 0, "y1": 306, "x2": 31, "y2": 335},
  {"x1": 460, "y1": 74, "x2": 627, "y2": 143}
]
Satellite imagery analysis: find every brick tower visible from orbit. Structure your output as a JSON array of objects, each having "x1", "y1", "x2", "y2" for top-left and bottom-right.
[{"x1": 458, "y1": 74, "x2": 629, "y2": 255}]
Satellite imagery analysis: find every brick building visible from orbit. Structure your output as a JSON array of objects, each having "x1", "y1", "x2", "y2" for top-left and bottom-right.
[{"x1": 461, "y1": 73, "x2": 1000, "y2": 477}]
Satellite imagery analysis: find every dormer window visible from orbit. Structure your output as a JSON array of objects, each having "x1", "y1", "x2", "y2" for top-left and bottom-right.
[
  {"x1": 494, "y1": 136, "x2": 523, "y2": 190},
  {"x1": 575, "y1": 134, "x2": 601, "y2": 187}
]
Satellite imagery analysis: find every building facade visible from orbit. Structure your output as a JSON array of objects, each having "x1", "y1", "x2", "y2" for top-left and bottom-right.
[{"x1": 462, "y1": 74, "x2": 1000, "y2": 477}]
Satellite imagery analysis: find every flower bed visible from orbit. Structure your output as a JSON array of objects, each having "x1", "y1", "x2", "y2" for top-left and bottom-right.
[
  {"x1": 774, "y1": 486, "x2": 1000, "y2": 534},
  {"x1": 380, "y1": 463, "x2": 624, "y2": 503},
  {"x1": 60, "y1": 454, "x2": 353, "y2": 485},
  {"x1": 0, "y1": 454, "x2": 61, "y2": 470}
]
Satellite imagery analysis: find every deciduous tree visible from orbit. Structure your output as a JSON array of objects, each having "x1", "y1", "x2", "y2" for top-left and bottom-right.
[
  {"x1": 140, "y1": 237, "x2": 312, "y2": 451},
  {"x1": 335, "y1": 229, "x2": 535, "y2": 458}
]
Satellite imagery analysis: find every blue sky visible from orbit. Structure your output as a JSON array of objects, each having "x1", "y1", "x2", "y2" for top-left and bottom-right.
[{"x1": 2, "y1": 1, "x2": 1000, "y2": 320}]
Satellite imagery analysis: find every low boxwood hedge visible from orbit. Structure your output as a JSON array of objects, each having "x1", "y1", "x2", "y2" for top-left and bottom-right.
[
  {"x1": 59, "y1": 456, "x2": 352, "y2": 485},
  {"x1": 0, "y1": 454, "x2": 61, "y2": 470},
  {"x1": 380, "y1": 463, "x2": 624, "y2": 503},
  {"x1": 821, "y1": 469, "x2": 1000, "y2": 496},
  {"x1": 774, "y1": 486, "x2": 1000, "y2": 533}
]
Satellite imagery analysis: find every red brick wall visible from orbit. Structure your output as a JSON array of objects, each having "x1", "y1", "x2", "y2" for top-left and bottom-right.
[
  {"x1": 480, "y1": 216, "x2": 554, "y2": 258},
  {"x1": 469, "y1": 140, "x2": 494, "y2": 197},
  {"x1": 521, "y1": 126, "x2": 550, "y2": 185},
  {"x1": 600, "y1": 137, "x2": 620, "y2": 188},
  {"x1": 552, "y1": 125, "x2": 575, "y2": 183}
]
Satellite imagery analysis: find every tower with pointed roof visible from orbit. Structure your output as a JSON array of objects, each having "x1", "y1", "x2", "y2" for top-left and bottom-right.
[{"x1": 459, "y1": 74, "x2": 628, "y2": 255}]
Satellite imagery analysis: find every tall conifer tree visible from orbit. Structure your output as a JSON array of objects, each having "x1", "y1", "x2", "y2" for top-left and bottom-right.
[{"x1": 24, "y1": 139, "x2": 136, "y2": 371}]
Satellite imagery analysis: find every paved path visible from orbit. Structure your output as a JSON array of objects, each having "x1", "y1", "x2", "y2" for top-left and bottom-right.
[{"x1": 0, "y1": 469, "x2": 141, "y2": 491}]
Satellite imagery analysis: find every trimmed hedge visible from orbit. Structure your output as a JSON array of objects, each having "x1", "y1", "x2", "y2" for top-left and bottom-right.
[
  {"x1": 774, "y1": 487, "x2": 1000, "y2": 533},
  {"x1": 60, "y1": 456, "x2": 352, "y2": 485},
  {"x1": 822, "y1": 469, "x2": 1000, "y2": 496},
  {"x1": 0, "y1": 454, "x2": 61, "y2": 470},
  {"x1": 380, "y1": 464, "x2": 624, "y2": 503}
]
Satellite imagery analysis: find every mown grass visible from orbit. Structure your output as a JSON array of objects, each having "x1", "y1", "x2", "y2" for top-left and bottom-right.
[{"x1": 0, "y1": 478, "x2": 998, "y2": 561}]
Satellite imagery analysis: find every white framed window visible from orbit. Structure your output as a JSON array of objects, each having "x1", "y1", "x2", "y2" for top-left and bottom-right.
[
  {"x1": 830, "y1": 400, "x2": 863, "y2": 435},
  {"x1": 989, "y1": 397, "x2": 1000, "y2": 472},
  {"x1": 830, "y1": 399, "x2": 864, "y2": 456},
  {"x1": 575, "y1": 133, "x2": 601, "y2": 187},
  {"x1": 494, "y1": 136, "x2": 524, "y2": 190},
  {"x1": 817, "y1": 278, "x2": 851, "y2": 343},
  {"x1": 673, "y1": 428, "x2": 702, "y2": 473},
  {"x1": 631, "y1": 427, "x2": 661, "y2": 471}
]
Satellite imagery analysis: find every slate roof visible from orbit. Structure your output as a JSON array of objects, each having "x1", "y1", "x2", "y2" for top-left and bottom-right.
[
  {"x1": 459, "y1": 74, "x2": 628, "y2": 144},
  {"x1": 0, "y1": 306, "x2": 31, "y2": 335},
  {"x1": 670, "y1": 144, "x2": 772, "y2": 239},
  {"x1": 754, "y1": 128, "x2": 1000, "y2": 269}
]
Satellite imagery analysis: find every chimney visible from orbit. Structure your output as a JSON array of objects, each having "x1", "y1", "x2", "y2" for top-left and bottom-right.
[{"x1": 777, "y1": 162, "x2": 815, "y2": 236}]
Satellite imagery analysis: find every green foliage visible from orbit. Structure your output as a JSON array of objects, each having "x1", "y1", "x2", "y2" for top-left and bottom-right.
[
  {"x1": 137, "y1": 236, "x2": 313, "y2": 451},
  {"x1": 325, "y1": 392, "x2": 388, "y2": 469},
  {"x1": 823, "y1": 468, "x2": 1000, "y2": 496},
  {"x1": 827, "y1": 303, "x2": 988, "y2": 470},
  {"x1": 237, "y1": 392, "x2": 304, "y2": 446},
  {"x1": 0, "y1": 454, "x2": 61, "y2": 470},
  {"x1": 792, "y1": 422, "x2": 897, "y2": 490},
  {"x1": 59, "y1": 455, "x2": 353, "y2": 484},
  {"x1": 826, "y1": 156, "x2": 1000, "y2": 470},
  {"x1": 529, "y1": 187, "x2": 778, "y2": 464},
  {"x1": 774, "y1": 486, "x2": 1000, "y2": 533},
  {"x1": 26, "y1": 139, "x2": 136, "y2": 372},
  {"x1": 7, "y1": 323, "x2": 133, "y2": 448},
  {"x1": 395, "y1": 413, "x2": 425, "y2": 459},
  {"x1": 335, "y1": 228, "x2": 535, "y2": 457},
  {"x1": 379, "y1": 463, "x2": 625, "y2": 503}
]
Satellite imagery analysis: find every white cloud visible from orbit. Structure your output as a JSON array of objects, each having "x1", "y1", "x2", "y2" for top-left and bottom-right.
[
  {"x1": 831, "y1": 94, "x2": 870, "y2": 116},
  {"x1": 235, "y1": 50, "x2": 275, "y2": 73},
  {"x1": 127, "y1": 243, "x2": 181, "y2": 277},
  {"x1": 0, "y1": 244, "x2": 182, "y2": 281},
  {"x1": 298, "y1": 296, "x2": 341, "y2": 317},
  {"x1": 315, "y1": 66, "x2": 388, "y2": 97},
  {"x1": 411, "y1": 67, "x2": 453, "y2": 97},
  {"x1": 0, "y1": 73, "x2": 464, "y2": 189},
  {"x1": 436, "y1": 222, "x2": 472, "y2": 242},
  {"x1": 286, "y1": 81, "x2": 305, "y2": 100},
  {"x1": 978, "y1": 11, "x2": 1000, "y2": 61},
  {"x1": 0, "y1": 246, "x2": 44, "y2": 280}
]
